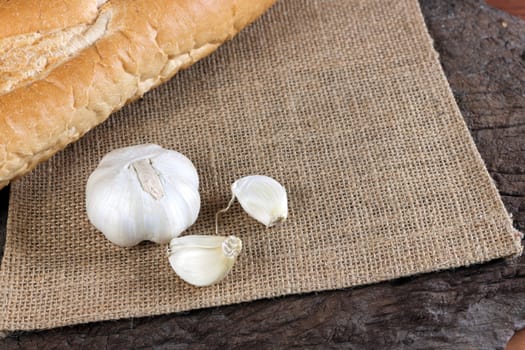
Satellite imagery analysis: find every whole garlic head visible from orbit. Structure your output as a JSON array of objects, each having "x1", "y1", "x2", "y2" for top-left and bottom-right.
[
  {"x1": 232, "y1": 175, "x2": 288, "y2": 227},
  {"x1": 86, "y1": 144, "x2": 200, "y2": 247},
  {"x1": 168, "y1": 235, "x2": 242, "y2": 287}
]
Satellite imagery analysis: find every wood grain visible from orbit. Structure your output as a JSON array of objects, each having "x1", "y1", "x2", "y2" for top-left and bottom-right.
[{"x1": 1, "y1": 0, "x2": 524, "y2": 348}]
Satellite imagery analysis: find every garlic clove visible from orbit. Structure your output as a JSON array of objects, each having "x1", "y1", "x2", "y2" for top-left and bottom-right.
[
  {"x1": 231, "y1": 175, "x2": 288, "y2": 227},
  {"x1": 168, "y1": 235, "x2": 242, "y2": 287},
  {"x1": 86, "y1": 144, "x2": 200, "y2": 247}
]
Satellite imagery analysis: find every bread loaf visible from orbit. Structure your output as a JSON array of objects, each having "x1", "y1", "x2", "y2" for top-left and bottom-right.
[{"x1": 0, "y1": 0, "x2": 276, "y2": 189}]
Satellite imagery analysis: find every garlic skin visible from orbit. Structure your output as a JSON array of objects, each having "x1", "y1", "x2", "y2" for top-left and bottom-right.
[
  {"x1": 231, "y1": 175, "x2": 288, "y2": 227},
  {"x1": 168, "y1": 235, "x2": 242, "y2": 287},
  {"x1": 86, "y1": 144, "x2": 200, "y2": 247}
]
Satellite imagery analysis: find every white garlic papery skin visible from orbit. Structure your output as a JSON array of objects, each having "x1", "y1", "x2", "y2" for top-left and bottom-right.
[
  {"x1": 232, "y1": 175, "x2": 288, "y2": 227},
  {"x1": 168, "y1": 235, "x2": 242, "y2": 287},
  {"x1": 86, "y1": 144, "x2": 200, "y2": 247}
]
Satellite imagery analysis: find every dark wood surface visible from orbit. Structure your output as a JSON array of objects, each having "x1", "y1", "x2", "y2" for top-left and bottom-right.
[
  {"x1": 1, "y1": 1, "x2": 524, "y2": 348},
  {"x1": 487, "y1": 0, "x2": 525, "y2": 18}
]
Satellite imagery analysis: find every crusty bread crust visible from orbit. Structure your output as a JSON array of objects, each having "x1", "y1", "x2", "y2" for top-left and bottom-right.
[
  {"x1": 0, "y1": 0, "x2": 276, "y2": 189},
  {"x1": 0, "y1": 0, "x2": 100, "y2": 38}
]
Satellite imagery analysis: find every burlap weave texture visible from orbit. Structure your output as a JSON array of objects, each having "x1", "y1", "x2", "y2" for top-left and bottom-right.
[{"x1": 0, "y1": 0, "x2": 521, "y2": 331}]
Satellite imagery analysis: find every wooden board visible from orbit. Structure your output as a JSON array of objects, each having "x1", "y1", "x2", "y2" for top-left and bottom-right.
[
  {"x1": 487, "y1": 0, "x2": 525, "y2": 18},
  {"x1": 1, "y1": 0, "x2": 524, "y2": 348}
]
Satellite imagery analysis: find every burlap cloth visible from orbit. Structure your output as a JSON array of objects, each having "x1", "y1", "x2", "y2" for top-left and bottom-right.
[{"x1": 0, "y1": 0, "x2": 522, "y2": 331}]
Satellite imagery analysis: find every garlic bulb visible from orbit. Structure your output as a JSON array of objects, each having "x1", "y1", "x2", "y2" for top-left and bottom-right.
[
  {"x1": 86, "y1": 144, "x2": 200, "y2": 247},
  {"x1": 231, "y1": 175, "x2": 288, "y2": 227},
  {"x1": 168, "y1": 235, "x2": 242, "y2": 287}
]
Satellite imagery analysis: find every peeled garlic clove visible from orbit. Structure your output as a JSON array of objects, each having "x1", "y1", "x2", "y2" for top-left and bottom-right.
[
  {"x1": 232, "y1": 175, "x2": 288, "y2": 227},
  {"x1": 168, "y1": 235, "x2": 242, "y2": 287},
  {"x1": 86, "y1": 144, "x2": 200, "y2": 247}
]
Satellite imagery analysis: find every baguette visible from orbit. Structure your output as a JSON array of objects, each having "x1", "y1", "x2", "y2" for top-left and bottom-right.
[{"x1": 0, "y1": 0, "x2": 276, "y2": 189}]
